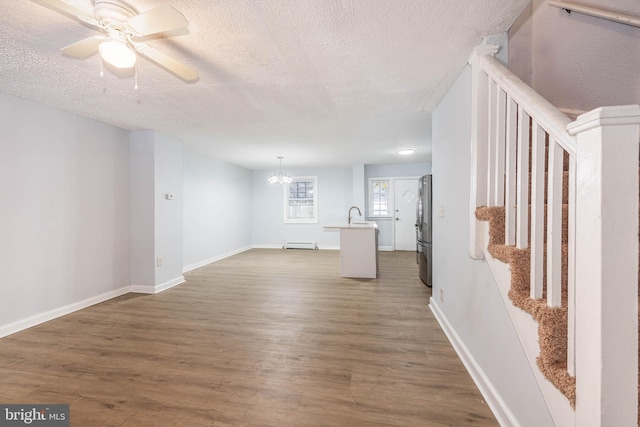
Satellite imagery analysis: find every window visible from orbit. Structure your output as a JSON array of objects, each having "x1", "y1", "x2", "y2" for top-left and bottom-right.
[
  {"x1": 368, "y1": 178, "x2": 392, "y2": 218},
  {"x1": 284, "y1": 176, "x2": 318, "y2": 223}
]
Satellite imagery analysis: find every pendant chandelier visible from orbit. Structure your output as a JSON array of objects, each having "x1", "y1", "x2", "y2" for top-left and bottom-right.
[{"x1": 268, "y1": 156, "x2": 292, "y2": 184}]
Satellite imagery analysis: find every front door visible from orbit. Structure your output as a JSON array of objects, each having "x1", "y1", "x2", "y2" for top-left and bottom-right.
[{"x1": 394, "y1": 178, "x2": 419, "y2": 251}]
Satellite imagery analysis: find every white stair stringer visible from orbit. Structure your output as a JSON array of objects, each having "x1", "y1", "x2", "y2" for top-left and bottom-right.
[{"x1": 480, "y1": 220, "x2": 575, "y2": 427}]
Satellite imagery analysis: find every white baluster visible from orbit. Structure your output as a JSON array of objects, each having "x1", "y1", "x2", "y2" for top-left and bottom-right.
[
  {"x1": 516, "y1": 107, "x2": 530, "y2": 250},
  {"x1": 505, "y1": 97, "x2": 517, "y2": 246},
  {"x1": 530, "y1": 122, "x2": 545, "y2": 299},
  {"x1": 546, "y1": 140, "x2": 563, "y2": 307},
  {"x1": 487, "y1": 78, "x2": 497, "y2": 207},
  {"x1": 494, "y1": 86, "x2": 507, "y2": 206}
]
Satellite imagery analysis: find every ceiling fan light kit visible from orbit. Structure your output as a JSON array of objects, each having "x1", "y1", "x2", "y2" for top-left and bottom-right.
[
  {"x1": 31, "y1": 0, "x2": 198, "y2": 81},
  {"x1": 99, "y1": 39, "x2": 136, "y2": 68}
]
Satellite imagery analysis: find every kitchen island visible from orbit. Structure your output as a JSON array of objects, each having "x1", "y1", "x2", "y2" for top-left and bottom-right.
[{"x1": 323, "y1": 221, "x2": 379, "y2": 278}]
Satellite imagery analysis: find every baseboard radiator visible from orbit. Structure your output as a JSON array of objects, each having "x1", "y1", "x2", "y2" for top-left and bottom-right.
[{"x1": 283, "y1": 241, "x2": 318, "y2": 250}]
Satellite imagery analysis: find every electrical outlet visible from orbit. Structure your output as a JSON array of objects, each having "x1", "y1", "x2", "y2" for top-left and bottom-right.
[
  {"x1": 439, "y1": 206, "x2": 445, "y2": 218},
  {"x1": 440, "y1": 289, "x2": 444, "y2": 302},
  {"x1": 156, "y1": 257, "x2": 163, "y2": 267}
]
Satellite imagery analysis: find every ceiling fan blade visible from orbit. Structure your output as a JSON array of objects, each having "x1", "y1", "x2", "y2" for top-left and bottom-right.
[
  {"x1": 134, "y1": 44, "x2": 199, "y2": 82},
  {"x1": 126, "y1": 5, "x2": 188, "y2": 36},
  {"x1": 31, "y1": 0, "x2": 99, "y2": 27},
  {"x1": 61, "y1": 35, "x2": 106, "y2": 58}
]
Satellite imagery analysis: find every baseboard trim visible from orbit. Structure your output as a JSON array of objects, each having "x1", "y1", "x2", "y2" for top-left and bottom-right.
[
  {"x1": 0, "y1": 286, "x2": 130, "y2": 339},
  {"x1": 183, "y1": 246, "x2": 252, "y2": 273},
  {"x1": 316, "y1": 245, "x2": 339, "y2": 250},
  {"x1": 251, "y1": 244, "x2": 283, "y2": 250},
  {"x1": 130, "y1": 276, "x2": 185, "y2": 294},
  {"x1": 252, "y1": 245, "x2": 395, "y2": 252},
  {"x1": 429, "y1": 299, "x2": 520, "y2": 427},
  {"x1": 252, "y1": 244, "x2": 342, "y2": 251}
]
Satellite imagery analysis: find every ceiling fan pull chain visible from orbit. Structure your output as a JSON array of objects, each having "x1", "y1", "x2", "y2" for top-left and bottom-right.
[{"x1": 99, "y1": 61, "x2": 107, "y2": 95}]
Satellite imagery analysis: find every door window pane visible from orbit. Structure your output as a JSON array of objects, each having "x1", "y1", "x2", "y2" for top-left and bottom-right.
[{"x1": 369, "y1": 179, "x2": 391, "y2": 217}]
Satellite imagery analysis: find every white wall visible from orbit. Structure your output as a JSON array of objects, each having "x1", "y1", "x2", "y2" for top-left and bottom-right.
[
  {"x1": 251, "y1": 167, "x2": 352, "y2": 248},
  {"x1": 430, "y1": 67, "x2": 553, "y2": 425},
  {"x1": 509, "y1": 0, "x2": 640, "y2": 111},
  {"x1": 0, "y1": 93, "x2": 130, "y2": 330},
  {"x1": 183, "y1": 150, "x2": 252, "y2": 271},
  {"x1": 508, "y1": 3, "x2": 533, "y2": 87},
  {"x1": 364, "y1": 162, "x2": 431, "y2": 247}
]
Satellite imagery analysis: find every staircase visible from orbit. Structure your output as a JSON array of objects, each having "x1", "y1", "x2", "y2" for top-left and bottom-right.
[{"x1": 468, "y1": 45, "x2": 640, "y2": 426}]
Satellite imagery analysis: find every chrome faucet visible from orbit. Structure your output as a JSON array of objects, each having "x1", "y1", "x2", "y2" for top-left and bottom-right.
[{"x1": 348, "y1": 206, "x2": 362, "y2": 224}]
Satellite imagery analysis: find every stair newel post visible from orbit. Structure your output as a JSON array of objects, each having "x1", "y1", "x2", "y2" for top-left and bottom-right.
[
  {"x1": 567, "y1": 105, "x2": 640, "y2": 427},
  {"x1": 468, "y1": 45, "x2": 499, "y2": 259}
]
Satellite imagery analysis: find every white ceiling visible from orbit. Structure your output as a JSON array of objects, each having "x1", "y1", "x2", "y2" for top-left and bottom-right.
[{"x1": 0, "y1": 0, "x2": 528, "y2": 170}]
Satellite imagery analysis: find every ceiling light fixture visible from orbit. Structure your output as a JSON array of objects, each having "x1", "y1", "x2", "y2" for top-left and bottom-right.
[
  {"x1": 99, "y1": 39, "x2": 136, "y2": 69},
  {"x1": 396, "y1": 148, "x2": 417, "y2": 155},
  {"x1": 268, "y1": 156, "x2": 292, "y2": 184}
]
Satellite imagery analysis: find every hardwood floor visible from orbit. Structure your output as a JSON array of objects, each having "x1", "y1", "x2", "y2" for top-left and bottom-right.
[{"x1": 0, "y1": 249, "x2": 497, "y2": 426}]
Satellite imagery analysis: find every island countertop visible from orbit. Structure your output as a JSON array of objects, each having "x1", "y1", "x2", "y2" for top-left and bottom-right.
[{"x1": 323, "y1": 221, "x2": 379, "y2": 229}]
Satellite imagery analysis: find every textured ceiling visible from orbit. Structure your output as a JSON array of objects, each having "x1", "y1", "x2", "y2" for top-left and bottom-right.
[{"x1": 0, "y1": 0, "x2": 528, "y2": 169}]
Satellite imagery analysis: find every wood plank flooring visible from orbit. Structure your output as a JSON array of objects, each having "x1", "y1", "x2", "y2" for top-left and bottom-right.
[{"x1": 0, "y1": 249, "x2": 497, "y2": 426}]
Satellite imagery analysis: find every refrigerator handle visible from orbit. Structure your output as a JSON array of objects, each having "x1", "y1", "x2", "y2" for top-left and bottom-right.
[{"x1": 416, "y1": 187, "x2": 423, "y2": 232}]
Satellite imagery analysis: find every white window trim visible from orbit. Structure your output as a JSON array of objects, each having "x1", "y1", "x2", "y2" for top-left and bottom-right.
[
  {"x1": 284, "y1": 176, "x2": 318, "y2": 224},
  {"x1": 367, "y1": 177, "x2": 394, "y2": 219}
]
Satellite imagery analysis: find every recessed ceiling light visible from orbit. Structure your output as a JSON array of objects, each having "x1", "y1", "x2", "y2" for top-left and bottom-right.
[{"x1": 396, "y1": 148, "x2": 417, "y2": 155}]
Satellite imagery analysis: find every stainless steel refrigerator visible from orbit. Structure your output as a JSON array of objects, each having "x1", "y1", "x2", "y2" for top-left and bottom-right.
[{"x1": 416, "y1": 175, "x2": 432, "y2": 287}]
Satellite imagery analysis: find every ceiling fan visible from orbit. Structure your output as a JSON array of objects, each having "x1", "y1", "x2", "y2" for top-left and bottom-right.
[{"x1": 32, "y1": 0, "x2": 199, "y2": 81}]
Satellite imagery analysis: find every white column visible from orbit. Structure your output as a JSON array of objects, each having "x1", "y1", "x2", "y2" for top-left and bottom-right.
[
  {"x1": 129, "y1": 130, "x2": 185, "y2": 294},
  {"x1": 567, "y1": 105, "x2": 640, "y2": 427},
  {"x1": 129, "y1": 131, "x2": 157, "y2": 289},
  {"x1": 468, "y1": 44, "x2": 499, "y2": 259}
]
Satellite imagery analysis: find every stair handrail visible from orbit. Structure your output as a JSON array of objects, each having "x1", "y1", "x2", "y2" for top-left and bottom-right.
[
  {"x1": 549, "y1": 0, "x2": 640, "y2": 30},
  {"x1": 478, "y1": 54, "x2": 577, "y2": 157}
]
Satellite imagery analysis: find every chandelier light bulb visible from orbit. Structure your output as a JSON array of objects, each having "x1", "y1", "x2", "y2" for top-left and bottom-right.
[{"x1": 268, "y1": 156, "x2": 292, "y2": 184}]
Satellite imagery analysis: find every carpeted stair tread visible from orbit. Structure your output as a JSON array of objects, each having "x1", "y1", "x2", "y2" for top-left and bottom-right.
[
  {"x1": 476, "y1": 205, "x2": 575, "y2": 405},
  {"x1": 476, "y1": 204, "x2": 569, "y2": 248}
]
